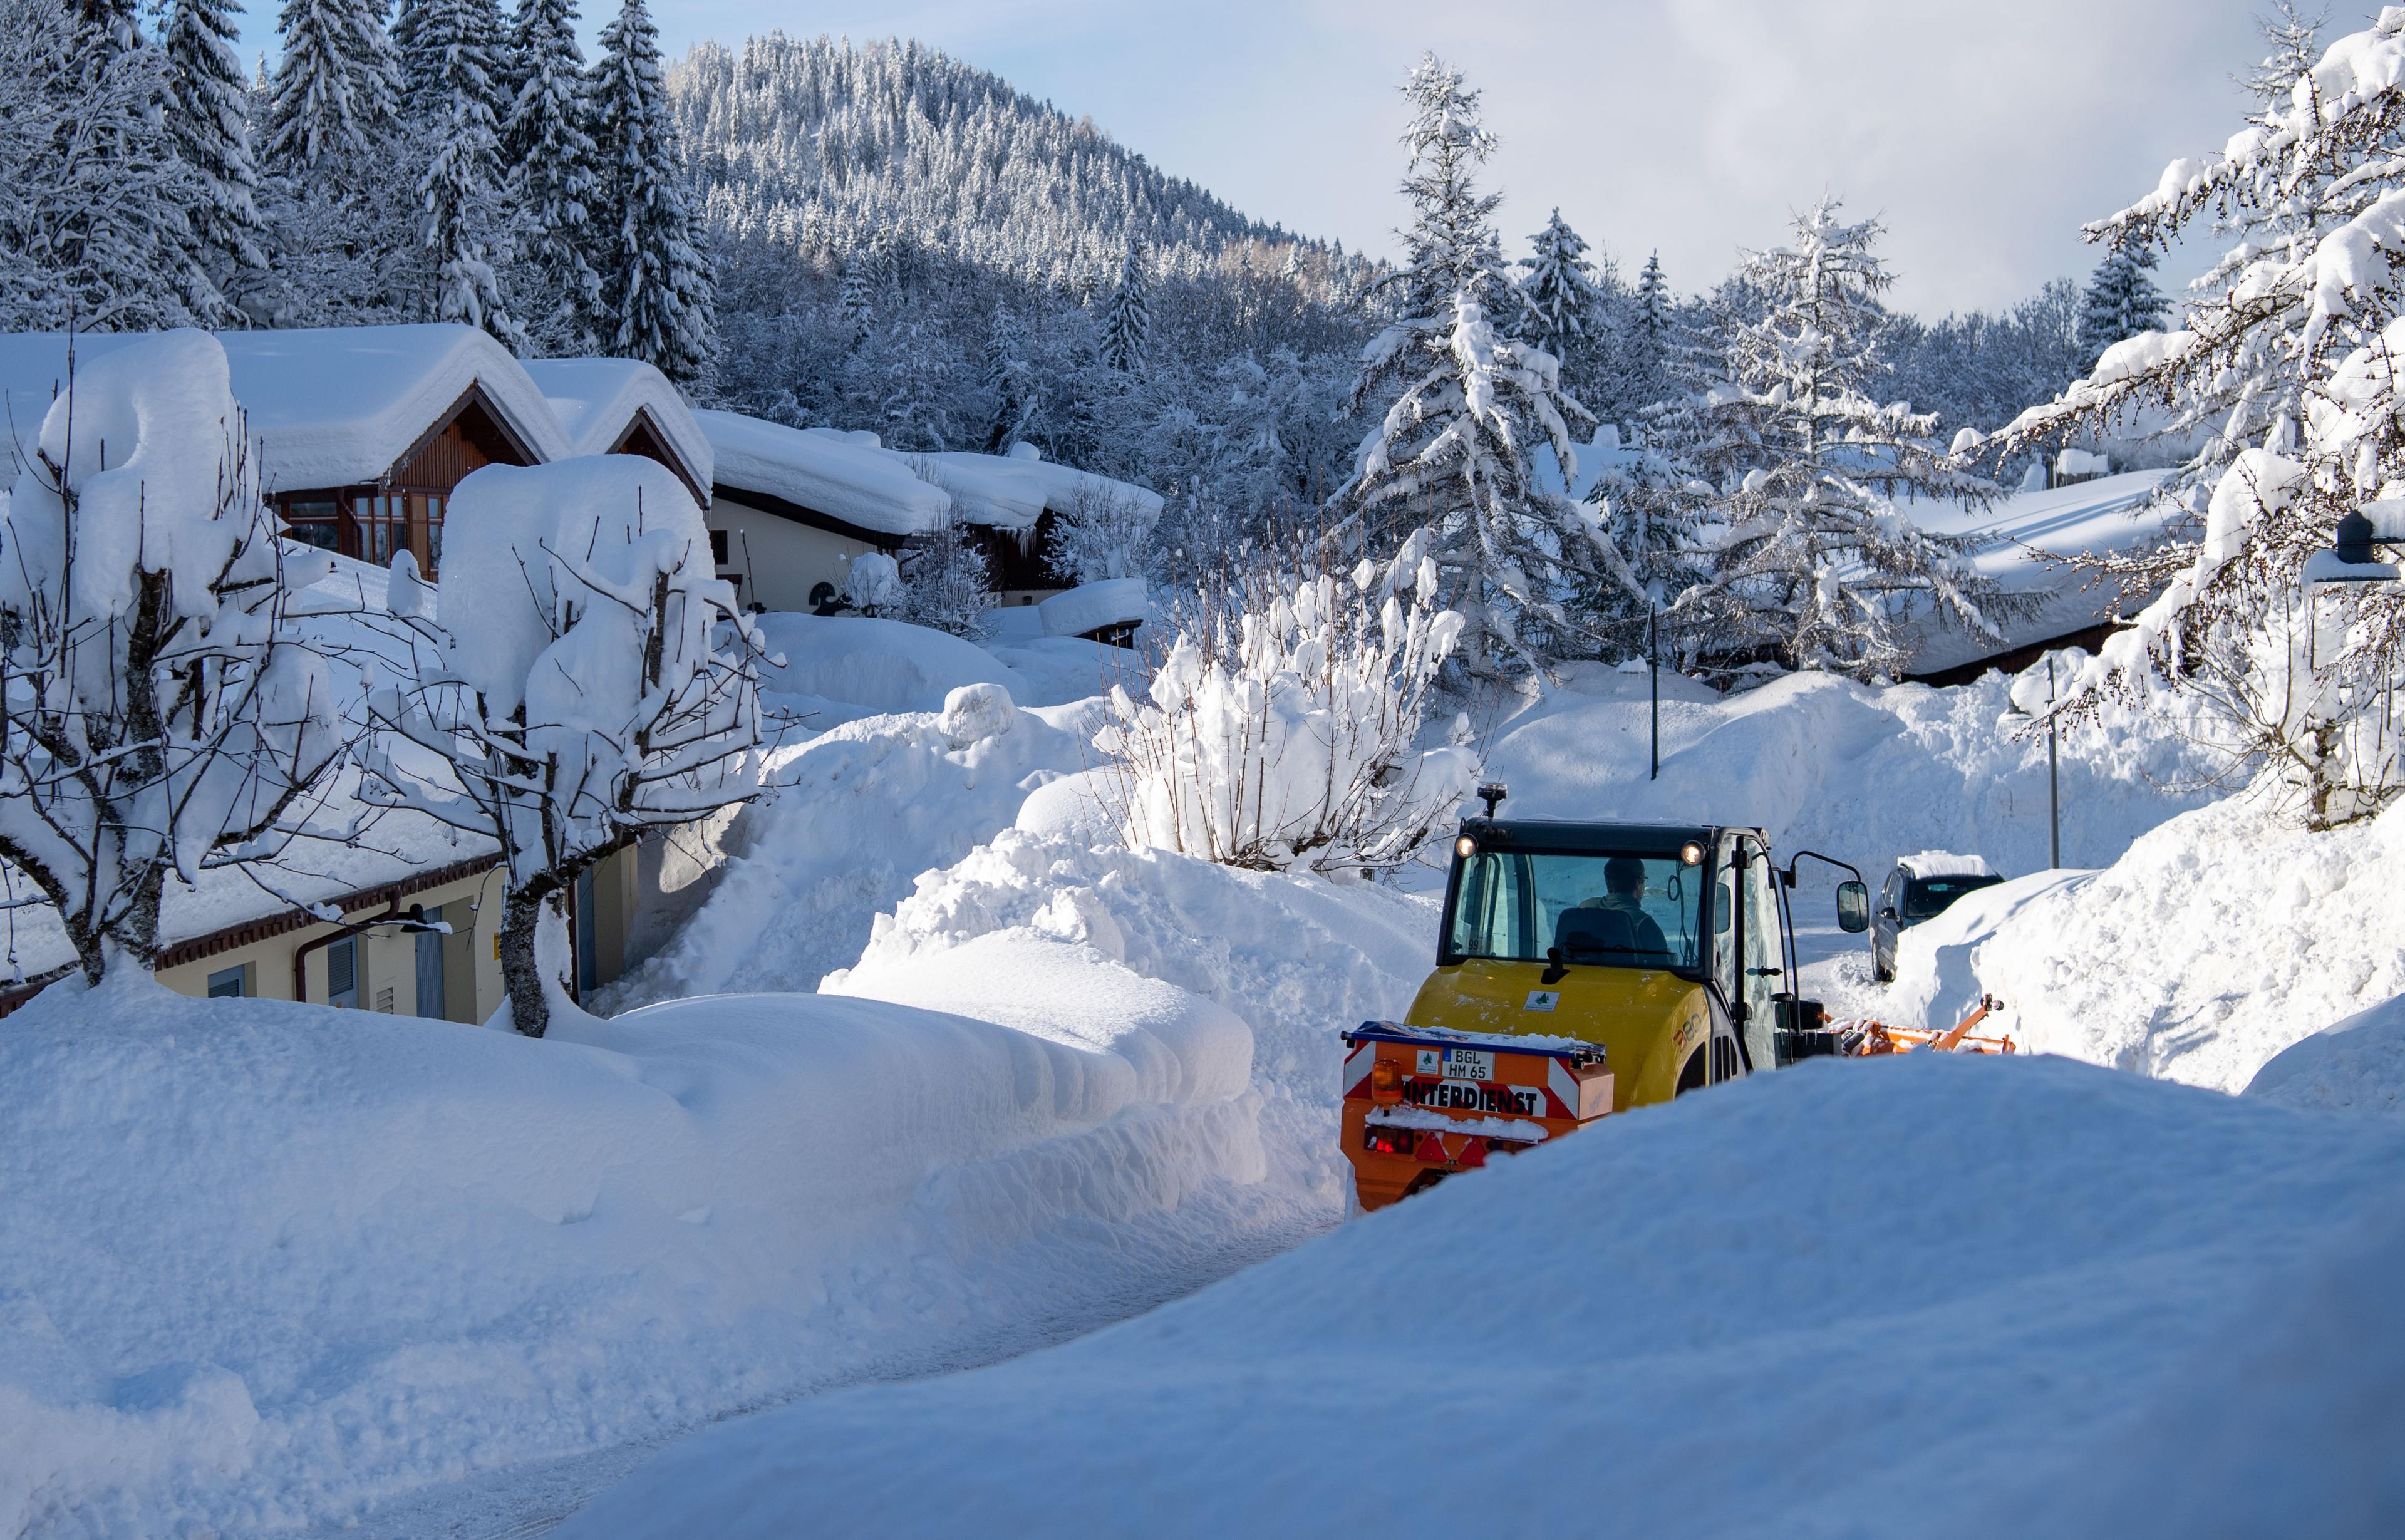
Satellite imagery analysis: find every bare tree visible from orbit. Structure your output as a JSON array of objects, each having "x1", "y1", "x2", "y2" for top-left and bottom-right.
[
  {"x1": 361, "y1": 455, "x2": 768, "y2": 1035},
  {"x1": 0, "y1": 331, "x2": 347, "y2": 984}
]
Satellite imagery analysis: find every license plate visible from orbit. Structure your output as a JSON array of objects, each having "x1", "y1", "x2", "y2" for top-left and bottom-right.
[{"x1": 1440, "y1": 1048, "x2": 1494, "y2": 1082}]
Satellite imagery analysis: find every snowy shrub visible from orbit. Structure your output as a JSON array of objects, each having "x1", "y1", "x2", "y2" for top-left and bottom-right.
[
  {"x1": 1046, "y1": 483, "x2": 1159, "y2": 585},
  {"x1": 0, "y1": 331, "x2": 345, "y2": 982},
  {"x1": 363, "y1": 455, "x2": 768, "y2": 1036},
  {"x1": 842, "y1": 551, "x2": 905, "y2": 614},
  {"x1": 1093, "y1": 534, "x2": 1477, "y2": 874},
  {"x1": 898, "y1": 509, "x2": 996, "y2": 638}
]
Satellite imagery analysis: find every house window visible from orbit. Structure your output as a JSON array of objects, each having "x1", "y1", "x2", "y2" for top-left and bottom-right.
[
  {"x1": 282, "y1": 499, "x2": 342, "y2": 554},
  {"x1": 326, "y1": 936, "x2": 359, "y2": 1008},
  {"x1": 710, "y1": 529, "x2": 730, "y2": 566},
  {"x1": 415, "y1": 919, "x2": 447, "y2": 1020},
  {"x1": 206, "y1": 964, "x2": 247, "y2": 998}
]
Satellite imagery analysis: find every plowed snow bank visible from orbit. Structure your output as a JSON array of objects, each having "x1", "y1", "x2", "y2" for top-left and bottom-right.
[
  {"x1": 0, "y1": 973, "x2": 1272, "y2": 1537},
  {"x1": 560, "y1": 1054, "x2": 2405, "y2": 1539}
]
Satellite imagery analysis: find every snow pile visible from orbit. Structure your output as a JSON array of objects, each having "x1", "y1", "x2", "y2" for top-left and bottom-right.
[
  {"x1": 753, "y1": 611, "x2": 1024, "y2": 718},
  {"x1": 0, "y1": 971, "x2": 1275, "y2": 1536},
  {"x1": 558, "y1": 1053, "x2": 2405, "y2": 1539},
  {"x1": 597, "y1": 690, "x2": 1097, "y2": 1005},
  {"x1": 1886, "y1": 791, "x2": 2405, "y2": 1091},
  {"x1": 1037, "y1": 577, "x2": 1146, "y2": 638},
  {"x1": 2245, "y1": 993, "x2": 2405, "y2": 1117},
  {"x1": 825, "y1": 827, "x2": 1441, "y2": 1201},
  {"x1": 1482, "y1": 662, "x2": 2218, "y2": 886}
]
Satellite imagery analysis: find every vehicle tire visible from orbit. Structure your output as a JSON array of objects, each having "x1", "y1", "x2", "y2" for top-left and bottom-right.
[
  {"x1": 1873, "y1": 955, "x2": 1893, "y2": 983},
  {"x1": 1674, "y1": 1048, "x2": 1709, "y2": 1097}
]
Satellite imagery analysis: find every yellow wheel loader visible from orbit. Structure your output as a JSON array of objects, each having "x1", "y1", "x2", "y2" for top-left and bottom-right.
[{"x1": 1341, "y1": 786, "x2": 2013, "y2": 1211}]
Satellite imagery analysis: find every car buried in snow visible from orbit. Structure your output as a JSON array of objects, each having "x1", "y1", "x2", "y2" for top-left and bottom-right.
[{"x1": 1868, "y1": 852, "x2": 2005, "y2": 983}]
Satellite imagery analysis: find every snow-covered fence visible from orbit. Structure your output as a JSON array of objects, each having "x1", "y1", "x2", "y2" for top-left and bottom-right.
[
  {"x1": 1092, "y1": 535, "x2": 1477, "y2": 874},
  {"x1": 0, "y1": 331, "x2": 346, "y2": 984},
  {"x1": 362, "y1": 455, "x2": 770, "y2": 1036}
]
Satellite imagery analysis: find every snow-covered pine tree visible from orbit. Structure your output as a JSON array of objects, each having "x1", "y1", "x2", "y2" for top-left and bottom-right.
[
  {"x1": 504, "y1": 0, "x2": 603, "y2": 352},
  {"x1": 261, "y1": 0, "x2": 403, "y2": 174},
  {"x1": 401, "y1": 0, "x2": 523, "y2": 344},
  {"x1": 2074, "y1": 247, "x2": 2171, "y2": 366},
  {"x1": 1997, "y1": 6, "x2": 2405, "y2": 825},
  {"x1": 834, "y1": 240, "x2": 877, "y2": 349},
  {"x1": 163, "y1": 0, "x2": 268, "y2": 307},
  {"x1": 1335, "y1": 54, "x2": 1633, "y2": 674},
  {"x1": 980, "y1": 306, "x2": 1040, "y2": 451},
  {"x1": 1516, "y1": 208, "x2": 1612, "y2": 406},
  {"x1": 0, "y1": 0, "x2": 204, "y2": 329},
  {"x1": 1619, "y1": 251, "x2": 1676, "y2": 427},
  {"x1": 1100, "y1": 236, "x2": 1152, "y2": 373},
  {"x1": 1673, "y1": 198, "x2": 2002, "y2": 680},
  {"x1": 590, "y1": 0, "x2": 716, "y2": 383}
]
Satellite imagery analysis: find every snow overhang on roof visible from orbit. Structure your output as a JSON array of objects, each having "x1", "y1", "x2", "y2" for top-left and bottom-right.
[
  {"x1": 914, "y1": 450, "x2": 1164, "y2": 534},
  {"x1": 521, "y1": 357, "x2": 714, "y2": 499},
  {"x1": 0, "y1": 326, "x2": 572, "y2": 494},
  {"x1": 695, "y1": 409, "x2": 951, "y2": 539}
]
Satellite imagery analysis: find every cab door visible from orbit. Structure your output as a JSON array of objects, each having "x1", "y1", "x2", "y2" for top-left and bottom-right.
[{"x1": 1733, "y1": 835, "x2": 1782, "y2": 1073}]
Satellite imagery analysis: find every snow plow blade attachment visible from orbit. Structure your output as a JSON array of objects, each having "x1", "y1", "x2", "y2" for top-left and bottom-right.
[
  {"x1": 1780, "y1": 994, "x2": 2019, "y2": 1059},
  {"x1": 1340, "y1": 1022, "x2": 1615, "y2": 1212}
]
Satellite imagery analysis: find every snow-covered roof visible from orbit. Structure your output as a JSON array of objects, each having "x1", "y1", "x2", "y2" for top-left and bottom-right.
[
  {"x1": 1895, "y1": 469, "x2": 2182, "y2": 678},
  {"x1": 1896, "y1": 851, "x2": 1999, "y2": 879},
  {"x1": 520, "y1": 356, "x2": 713, "y2": 494},
  {"x1": 696, "y1": 409, "x2": 951, "y2": 539},
  {"x1": 0, "y1": 326, "x2": 572, "y2": 494},
  {"x1": 914, "y1": 449, "x2": 1164, "y2": 534},
  {"x1": 696, "y1": 410, "x2": 1163, "y2": 540}
]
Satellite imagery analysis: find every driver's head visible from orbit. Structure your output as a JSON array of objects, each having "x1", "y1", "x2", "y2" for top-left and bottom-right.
[{"x1": 1605, "y1": 855, "x2": 1647, "y2": 899}]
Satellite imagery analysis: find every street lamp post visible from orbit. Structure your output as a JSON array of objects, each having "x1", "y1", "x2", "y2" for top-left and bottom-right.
[
  {"x1": 2044, "y1": 654, "x2": 2060, "y2": 871},
  {"x1": 1650, "y1": 606, "x2": 1660, "y2": 782}
]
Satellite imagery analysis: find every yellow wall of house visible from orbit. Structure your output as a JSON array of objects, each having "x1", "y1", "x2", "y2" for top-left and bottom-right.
[
  {"x1": 708, "y1": 494, "x2": 884, "y2": 614},
  {"x1": 151, "y1": 852, "x2": 641, "y2": 1021}
]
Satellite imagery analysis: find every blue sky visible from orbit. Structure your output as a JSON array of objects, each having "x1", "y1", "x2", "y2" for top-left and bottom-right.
[{"x1": 233, "y1": 0, "x2": 2287, "y2": 316}]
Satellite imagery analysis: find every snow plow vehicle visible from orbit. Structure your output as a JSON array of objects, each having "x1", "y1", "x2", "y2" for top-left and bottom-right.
[{"x1": 1342, "y1": 792, "x2": 2013, "y2": 1211}]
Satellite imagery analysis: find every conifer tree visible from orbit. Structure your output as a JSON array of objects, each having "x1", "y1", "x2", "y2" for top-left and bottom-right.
[
  {"x1": 262, "y1": 0, "x2": 403, "y2": 174},
  {"x1": 835, "y1": 240, "x2": 877, "y2": 349},
  {"x1": 504, "y1": 0, "x2": 603, "y2": 351},
  {"x1": 1100, "y1": 236, "x2": 1152, "y2": 373},
  {"x1": 1675, "y1": 199, "x2": 2002, "y2": 678},
  {"x1": 1517, "y1": 209, "x2": 1606, "y2": 351},
  {"x1": 2075, "y1": 247, "x2": 2171, "y2": 365},
  {"x1": 590, "y1": 0, "x2": 716, "y2": 381},
  {"x1": 981, "y1": 306, "x2": 1040, "y2": 451},
  {"x1": 0, "y1": 0, "x2": 200, "y2": 329},
  {"x1": 163, "y1": 0, "x2": 268, "y2": 303},
  {"x1": 1336, "y1": 55, "x2": 1635, "y2": 674},
  {"x1": 401, "y1": 0, "x2": 522, "y2": 344},
  {"x1": 1621, "y1": 251, "x2": 1676, "y2": 423}
]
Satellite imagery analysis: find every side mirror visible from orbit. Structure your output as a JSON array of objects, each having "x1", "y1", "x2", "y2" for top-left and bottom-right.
[{"x1": 1836, "y1": 880, "x2": 1871, "y2": 933}]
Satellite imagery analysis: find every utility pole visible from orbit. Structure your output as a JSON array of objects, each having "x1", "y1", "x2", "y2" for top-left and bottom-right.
[
  {"x1": 1649, "y1": 606, "x2": 1660, "y2": 782},
  {"x1": 2046, "y1": 654, "x2": 2061, "y2": 869}
]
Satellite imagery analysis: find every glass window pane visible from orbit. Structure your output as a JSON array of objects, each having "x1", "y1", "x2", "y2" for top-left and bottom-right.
[{"x1": 1446, "y1": 850, "x2": 1702, "y2": 973}]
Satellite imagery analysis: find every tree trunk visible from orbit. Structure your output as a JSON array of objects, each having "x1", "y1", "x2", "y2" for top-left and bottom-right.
[{"x1": 497, "y1": 883, "x2": 568, "y2": 1038}]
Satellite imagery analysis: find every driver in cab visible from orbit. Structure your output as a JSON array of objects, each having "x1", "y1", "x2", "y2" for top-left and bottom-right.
[{"x1": 1578, "y1": 855, "x2": 1672, "y2": 964}]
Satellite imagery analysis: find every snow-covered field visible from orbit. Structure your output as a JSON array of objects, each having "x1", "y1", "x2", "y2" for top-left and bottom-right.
[{"x1": 5, "y1": 600, "x2": 2401, "y2": 1539}]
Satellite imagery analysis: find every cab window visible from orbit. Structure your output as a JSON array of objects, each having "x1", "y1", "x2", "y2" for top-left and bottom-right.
[
  {"x1": 1445, "y1": 849, "x2": 1704, "y2": 974},
  {"x1": 1738, "y1": 837, "x2": 1781, "y2": 1072}
]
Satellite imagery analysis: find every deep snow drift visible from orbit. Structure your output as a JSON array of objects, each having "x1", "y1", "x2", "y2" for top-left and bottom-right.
[
  {"x1": 1878, "y1": 789, "x2": 2405, "y2": 1092},
  {"x1": 559, "y1": 1053, "x2": 2405, "y2": 1539},
  {"x1": 1479, "y1": 659, "x2": 2221, "y2": 886},
  {"x1": 0, "y1": 973, "x2": 1286, "y2": 1538}
]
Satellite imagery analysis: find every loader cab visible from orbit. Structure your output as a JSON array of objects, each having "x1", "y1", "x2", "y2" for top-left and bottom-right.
[{"x1": 1415, "y1": 819, "x2": 1803, "y2": 1108}]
